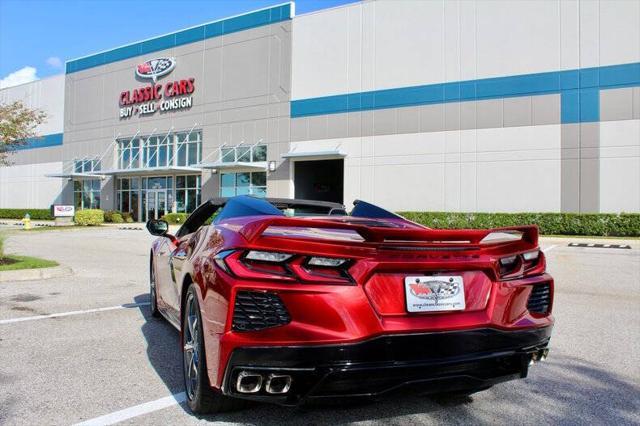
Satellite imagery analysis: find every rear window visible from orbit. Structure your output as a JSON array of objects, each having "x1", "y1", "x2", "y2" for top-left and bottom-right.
[{"x1": 282, "y1": 206, "x2": 346, "y2": 217}]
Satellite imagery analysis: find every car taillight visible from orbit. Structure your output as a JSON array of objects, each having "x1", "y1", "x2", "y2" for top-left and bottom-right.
[
  {"x1": 213, "y1": 250, "x2": 235, "y2": 274},
  {"x1": 290, "y1": 257, "x2": 353, "y2": 284},
  {"x1": 498, "y1": 250, "x2": 545, "y2": 280},
  {"x1": 223, "y1": 250, "x2": 296, "y2": 281},
  {"x1": 245, "y1": 251, "x2": 293, "y2": 262},
  {"x1": 307, "y1": 256, "x2": 348, "y2": 267},
  {"x1": 219, "y1": 250, "x2": 353, "y2": 284}
]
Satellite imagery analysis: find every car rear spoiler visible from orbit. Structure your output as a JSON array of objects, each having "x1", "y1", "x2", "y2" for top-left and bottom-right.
[{"x1": 239, "y1": 217, "x2": 539, "y2": 249}]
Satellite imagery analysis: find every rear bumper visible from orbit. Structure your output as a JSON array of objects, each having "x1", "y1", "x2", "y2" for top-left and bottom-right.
[{"x1": 221, "y1": 326, "x2": 552, "y2": 405}]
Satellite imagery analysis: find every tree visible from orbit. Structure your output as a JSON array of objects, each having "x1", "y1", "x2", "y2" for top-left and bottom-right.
[{"x1": 0, "y1": 101, "x2": 47, "y2": 166}]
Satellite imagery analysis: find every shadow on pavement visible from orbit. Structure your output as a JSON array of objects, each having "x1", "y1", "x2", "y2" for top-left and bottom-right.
[
  {"x1": 134, "y1": 294, "x2": 184, "y2": 395},
  {"x1": 134, "y1": 291, "x2": 640, "y2": 424}
]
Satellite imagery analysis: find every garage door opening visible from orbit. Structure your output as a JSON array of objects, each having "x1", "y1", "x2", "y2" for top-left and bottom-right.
[{"x1": 294, "y1": 159, "x2": 344, "y2": 204}]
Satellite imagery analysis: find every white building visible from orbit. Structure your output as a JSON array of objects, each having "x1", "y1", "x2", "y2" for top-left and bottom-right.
[{"x1": 1, "y1": 0, "x2": 639, "y2": 219}]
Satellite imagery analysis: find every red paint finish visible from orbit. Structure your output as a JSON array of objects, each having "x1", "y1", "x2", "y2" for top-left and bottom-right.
[
  {"x1": 365, "y1": 270, "x2": 493, "y2": 316},
  {"x1": 149, "y1": 212, "x2": 554, "y2": 391}
]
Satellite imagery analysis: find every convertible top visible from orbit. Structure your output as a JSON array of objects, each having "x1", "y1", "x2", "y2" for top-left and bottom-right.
[
  {"x1": 176, "y1": 196, "x2": 348, "y2": 236},
  {"x1": 209, "y1": 197, "x2": 346, "y2": 212},
  {"x1": 175, "y1": 196, "x2": 401, "y2": 237}
]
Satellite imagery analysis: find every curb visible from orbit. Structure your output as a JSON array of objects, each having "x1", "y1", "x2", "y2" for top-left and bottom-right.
[{"x1": 0, "y1": 265, "x2": 73, "y2": 283}]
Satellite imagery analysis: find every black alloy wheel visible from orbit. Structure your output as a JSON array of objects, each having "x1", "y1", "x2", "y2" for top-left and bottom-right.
[{"x1": 182, "y1": 284, "x2": 246, "y2": 414}]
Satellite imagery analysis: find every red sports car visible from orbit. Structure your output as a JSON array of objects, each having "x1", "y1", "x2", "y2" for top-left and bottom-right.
[{"x1": 146, "y1": 196, "x2": 553, "y2": 413}]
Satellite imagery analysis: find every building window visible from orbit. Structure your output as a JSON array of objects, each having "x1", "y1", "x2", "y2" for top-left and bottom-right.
[
  {"x1": 118, "y1": 139, "x2": 140, "y2": 169},
  {"x1": 143, "y1": 176, "x2": 173, "y2": 191},
  {"x1": 143, "y1": 136, "x2": 171, "y2": 168},
  {"x1": 74, "y1": 158, "x2": 101, "y2": 173},
  {"x1": 175, "y1": 132, "x2": 202, "y2": 167},
  {"x1": 117, "y1": 131, "x2": 201, "y2": 170},
  {"x1": 116, "y1": 177, "x2": 140, "y2": 221},
  {"x1": 176, "y1": 175, "x2": 201, "y2": 213},
  {"x1": 220, "y1": 172, "x2": 266, "y2": 198},
  {"x1": 220, "y1": 145, "x2": 267, "y2": 163},
  {"x1": 74, "y1": 180, "x2": 101, "y2": 210}
]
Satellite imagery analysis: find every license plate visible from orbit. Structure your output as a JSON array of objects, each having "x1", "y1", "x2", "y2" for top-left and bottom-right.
[{"x1": 405, "y1": 276, "x2": 466, "y2": 313}]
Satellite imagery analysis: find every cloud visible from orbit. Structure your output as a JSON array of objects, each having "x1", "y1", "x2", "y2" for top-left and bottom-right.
[
  {"x1": 0, "y1": 66, "x2": 39, "y2": 89},
  {"x1": 46, "y1": 56, "x2": 63, "y2": 70}
]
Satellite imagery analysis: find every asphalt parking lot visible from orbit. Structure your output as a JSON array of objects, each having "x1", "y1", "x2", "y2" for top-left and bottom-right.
[{"x1": 0, "y1": 227, "x2": 638, "y2": 425}]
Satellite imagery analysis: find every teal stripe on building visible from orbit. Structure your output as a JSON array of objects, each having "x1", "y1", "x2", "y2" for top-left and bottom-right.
[
  {"x1": 291, "y1": 62, "x2": 640, "y2": 124},
  {"x1": 14, "y1": 133, "x2": 63, "y2": 151}
]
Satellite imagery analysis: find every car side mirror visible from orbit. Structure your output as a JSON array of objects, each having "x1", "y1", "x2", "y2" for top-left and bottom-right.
[
  {"x1": 146, "y1": 219, "x2": 169, "y2": 236},
  {"x1": 146, "y1": 220, "x2": 177, "y2": 243}
]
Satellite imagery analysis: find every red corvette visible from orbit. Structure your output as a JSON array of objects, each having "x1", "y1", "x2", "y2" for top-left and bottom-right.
[{"x1": 146, "y1": 196, "x2": 553, "y2": 413}]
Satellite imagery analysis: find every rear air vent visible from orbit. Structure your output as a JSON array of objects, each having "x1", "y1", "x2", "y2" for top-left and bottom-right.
[
  {"x1": 527, "y1": 283, "x2": 551, "y2": 314},
  {"x1": 232, "y1": 291, "x2": 291, "y2": 332}
]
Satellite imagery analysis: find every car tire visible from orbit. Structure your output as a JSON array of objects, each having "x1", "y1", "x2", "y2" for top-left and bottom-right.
[
  {"x1": 182, "y1": 284, "x2": 246, "y2": 414},
  {"x1": 149, "y1": 259, "x2": 161, "y2": 318}
]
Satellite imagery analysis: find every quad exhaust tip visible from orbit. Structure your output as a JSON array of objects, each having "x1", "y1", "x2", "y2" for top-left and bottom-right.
[
  {"x1": 529, "y1": 348, "x2": 550, "y2": 366},
  {"x1": 235, "y1": 371, "x2": 292, "y2": 394},
  {"x1": 265, "y1": 374, "x2": 292, "y2": 394},
  {"x1": 236, "y1": 371, "x2": 263, "y2": 394}
]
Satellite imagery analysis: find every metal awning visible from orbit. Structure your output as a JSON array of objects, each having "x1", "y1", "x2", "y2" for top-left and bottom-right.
[
  {"x1": 45, "y1": 172, "x2": 107, "y2": 180},
  {"x1": 281, "y1": 150, "x2": 345, "y2": 160},
  {"x1": 97, "y1": 166, "x2": 202, "y2": 176},
  {"x1": 197, "y1": 161, "x2": 267, "y2": 171}
]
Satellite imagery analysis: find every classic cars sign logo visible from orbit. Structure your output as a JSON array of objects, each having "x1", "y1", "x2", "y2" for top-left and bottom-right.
[
  {"x1": 120, "y1": 57, "x2": 195, "y2": 119},
  {"x1": 135, "y1": 57, "x2": 176, "y2": 82}
]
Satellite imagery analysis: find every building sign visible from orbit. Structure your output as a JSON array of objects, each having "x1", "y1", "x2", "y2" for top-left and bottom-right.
[
  {"x1": 119, "y1": 57, "x2": 195, "y2": 119},
  {"x1": 52, "y1": 205, "x2": 75, "y2": 217},
  {"x1": 136, "y1": 57, "x2": 176, "y2": 82}
]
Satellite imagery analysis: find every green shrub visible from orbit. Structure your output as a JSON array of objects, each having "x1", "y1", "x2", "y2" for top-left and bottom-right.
[
  {"x1": 74, "y1": 209, "x2": 104, "y2": 226},
  {"x1": 111, "y1": 213, "x2": 124, "y2": 223},
  {"x1": 104, "y1": 210, "x2": 132, "y2": 223},
  {"x1": 160, "y1": 212, "x2": 189, "y2": 224},
  {"x1": 398, "y1": 212, "x2": 640, "y2": 237},
  {"x1": 0, "y1": 209, "x2": 53, "y2": 220},
  {"x1": 103, "y1": 210, "x2": 116, "y2": 222},
  {"x1": 121, "y1": 212, "x2": 134, "y2": 223}
]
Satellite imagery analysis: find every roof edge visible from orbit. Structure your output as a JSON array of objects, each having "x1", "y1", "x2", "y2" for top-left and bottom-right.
[{"x1": 65, "y1": 2, "x2": 293, "y2": 74}]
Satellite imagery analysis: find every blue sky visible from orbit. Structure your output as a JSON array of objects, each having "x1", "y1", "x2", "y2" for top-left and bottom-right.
[{"x1": 0, "y1": 0, "x2": 357, "y2": 88}]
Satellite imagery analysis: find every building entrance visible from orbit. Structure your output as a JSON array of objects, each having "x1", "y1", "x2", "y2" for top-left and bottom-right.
[
  {"x1": 294, "y1": 159, "x2": 344, "y2": 204},
  {"x1": 145, "y1": 189, "x2": 168, "y2": 221}
]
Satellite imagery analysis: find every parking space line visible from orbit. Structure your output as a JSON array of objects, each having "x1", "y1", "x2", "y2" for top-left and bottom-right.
[
  {"x1": 74, "y1": 392, "x2": 186, "y2": 426},
  {"x1": 542, "y1": 245, "x2": 557, "y2": 253},
  {"x1": 0, "y1": 302, "x2": 150, "y2": 325}
]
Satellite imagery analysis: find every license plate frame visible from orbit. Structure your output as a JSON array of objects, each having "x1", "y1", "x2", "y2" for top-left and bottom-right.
[{"x1": 404, "y1": 275, "x2": 466, "y2": 313}]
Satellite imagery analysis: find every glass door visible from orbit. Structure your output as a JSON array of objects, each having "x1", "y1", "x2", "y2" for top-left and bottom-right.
[
  {"x1": 145, "y1": 190, "x2": 168, "y2": 222},
  {"x1": 157, "y1": 191, "x2": 167, "y2": 220}
]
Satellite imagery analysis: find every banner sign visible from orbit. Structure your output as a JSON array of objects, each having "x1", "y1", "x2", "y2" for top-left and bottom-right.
[{"x1": 52, "y1": 205, "x2": 75, "y2": 218}]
